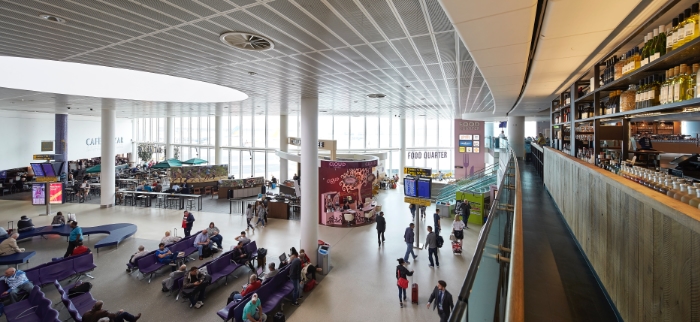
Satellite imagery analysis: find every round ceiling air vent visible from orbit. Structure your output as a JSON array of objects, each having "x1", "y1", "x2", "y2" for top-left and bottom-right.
[
  {"x1": 367, "y1": 94, "x2": 386, "y2": 98},
  {"x1": 220, "y1": 32, "x2": 274, "y2": 51},
  {"x1": 38, "y1": 14, "x2": 66, "y2": 23}
]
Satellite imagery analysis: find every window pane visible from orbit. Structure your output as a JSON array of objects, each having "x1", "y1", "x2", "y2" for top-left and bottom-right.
[
  {"x1": 288, "y1": 113, "x2": 299, "y2": 138},
  {"x1": 288, "y1": 161, "x2": 298, "y2": 180},
  {"x1": 254, "y1": 114, "x2": 266, "y2": 148},
  {"x1": 439, "y1": 150, "x2": 452, "y2": 173},
  {"x1": 268, "y1": 115, "x2": 280, "y2": 149},
  {"x1": 242, "y1": 116, "x2": 252, "y2": 148},
  {"x1": 182, "y1": 118, "x2": 189, "y2": 144},
  {"x1": 191, "y1": 117, "x2": 199, "y2": 144},
  {"x1": 380, "y1": 116, "x2": 391, "y2": 148},
  {"x1": 390, "y1": 151, "x2": 400, "y2": 175},
  {"x1": 427, "y1": 119, "x2": 438, "y2": 146},
  {"x1": 267, "y1": 152, "x2": 280, "y2": 181},
  {"x1": 350, "y1": 116, "x2": 365, "y2": 149},
  {"x1": 158, "y1": 118, "x2": 165, "y2": 143},
  {"x1": 180, "y1": 146, "x2": 189, "y2": 161},
  {"x1": 174, "y1": 118, "x2": 181, "y2": 144},
  {"x1": 144, "y1": 119, "x2": 151, "y2": 142},
  {"x1": 426, "y1": 157, "x2": 438, "y2": 173},
  {"x1": 221, "y1": 116, "x2": 229, "y2": 147},
  {"x1": 334, "y1": 116, "x2": 349, "y2": 150},
  {"x1": 366, "y1": 116, "x2": 379, "y2": 149},
  {"x1": 200, "y1": 117, "x2": 209, "y2": 145},
  {"x1": 391, "y1": 117, "x2": 401, "y2": 148},
  {"x1": 209, "y1": 116, "x2": 215, "y2": 147},
  {"x1": 230, "y1": 116, "x2": 240, "y2": 147},
  {"x1": 406, "y1": 117, "x2": 416, "y2": 148},
  {"x1": 318, "y1": 115, "x2": 333, "y2": 142},
  {"x1": 439, "y1": 117, "x2": 451, "y2": 147},
  {"x1": 230, "y1": 150, "x2": 240, "y2": 178},
  {"x1": 199, "y1": 147, "x2": 208, "y2": 162},
  {"x1": 241, "y1": 149, "x2": 252, "y2": 177},
  {"x1": 221, "y1": 148, "x2": 229, "y2": 168},
  {"x1": 254, "y1": 151, "x2": 265, "y2": 176}
]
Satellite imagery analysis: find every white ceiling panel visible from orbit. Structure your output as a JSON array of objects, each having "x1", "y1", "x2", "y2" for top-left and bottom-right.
[{"x1": 0, "y1": 0, "x2": 494, "y2": 119}]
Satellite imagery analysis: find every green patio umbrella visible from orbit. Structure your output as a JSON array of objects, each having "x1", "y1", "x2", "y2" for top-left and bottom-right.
[
  {"x1": 151, "y1": 158, "x2": 182, "y2": 168},
  {"x1": 85, "y1": 164, "x2": 129, "y2": 173},
  {"x1": 182, "y1": 158, "x2": 208, "y2": 165}
]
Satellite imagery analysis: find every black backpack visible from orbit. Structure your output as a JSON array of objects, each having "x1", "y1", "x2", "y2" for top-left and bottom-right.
[
  {"x1": 436, "y1": 235, "x2": 444, "y2": 248},
  {"x1": 227, "y1": 291, "x2": 240, "y2": 305}
]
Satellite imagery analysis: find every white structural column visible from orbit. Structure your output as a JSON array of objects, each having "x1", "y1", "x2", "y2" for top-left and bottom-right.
[
  {"x1": 508, "y1": 116, "x2": 525, "y2": 159},
  {"x1": 214, "y1": 115, "x2": 223, "y2": 165},
  {"x1": 100, "y1": 99, "x2": 116, "y2": 208},
  {"x1": 300, "y1": 98, "x2": 319, "y2": 263},
  {"x1": 166, "y1": 117, "x2": 174, "y2": 160},
  {"x1": 399, "y1": 117, "x2": 406, "y2": 180},
  {"x1": 130, "y1": 118, "x2": 138, "y2": 166},
  {"x1": 280, "y1": 114, "x2": 288, "y2": 181}
]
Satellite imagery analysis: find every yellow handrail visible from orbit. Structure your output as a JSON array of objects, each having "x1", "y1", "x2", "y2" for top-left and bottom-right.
[{"x1": 505, "y1": 156, "x2": 524, "y2": 322}]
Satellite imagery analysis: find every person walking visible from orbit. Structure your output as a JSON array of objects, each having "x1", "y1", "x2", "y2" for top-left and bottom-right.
[
  {"x1": 461, "y1": 201, "x2": 472, "y2": 229},
  {"x1": 403, "y1": 223, "x2": 417, "y2": 264},
  {"x1": 183, "y1": 211, "x2": 195, "y2": 237},
  {"x1": 426, "y1": 280, "x2": 454, "y2": 322},
  {"x1": 433, "y1": 209, "x2": 442, "y2": 235},
  {"x1": 452, "y1": 215, "x2": 465, "y2": 245},
  {"x1": 425, "y1": 226, "x2": 439, "y2": 268},
  {"x1": 396, "y1": 258, "x2": 414, "y2": 308},
  {"x1": 420, "y1": 205, "x2": 426, "y2": 220},
  {"x1": 376, "y1": 211, "x2": 386, "y2": 247},
  {"x1": 245, "y1": 204, "x2": 255, "y2": 231},
  {"x1": 288, "y1": 252, "x2": 301, "y2": 306},
  {"x1": 64, "y1": 221, "x2": 83, "y2": 258},
  {"x1": 255, "y1": 201, "x2": 266, "y2": 227},
  {"x1": 409, "y1": 204, "x2": 416, "y2": 221}
]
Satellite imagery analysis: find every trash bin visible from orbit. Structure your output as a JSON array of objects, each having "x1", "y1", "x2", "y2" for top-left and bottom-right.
[{"x1": 317, "y1": 244, "x2": 331, "y2": 275}]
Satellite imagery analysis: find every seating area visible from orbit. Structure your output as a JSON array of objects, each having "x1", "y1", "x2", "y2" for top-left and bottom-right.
[
  {"x1": 132, "y1": 232, "x2": 201, "y2": 283},
  {"x1": 0, "y1": 251, "x2": 36, "y2": 267},
  {"x1": 0, "y1": 223, "x2": 137, "y2": 252},
  {"x1": 0, "y1": 253, "x2": 96, "y2": 302},
  {"x1": 54, "y1": 280, "x2": 97, "y2": 322},
  {"x1": 173, "y1": 250, "x2": 246, "y2": 301},
  {"x1": 217, "y1": 264, "x2": 294, "y2": 321},
  {"x1": 5, "y1": 285, "x2": 60, "y2": 322}
]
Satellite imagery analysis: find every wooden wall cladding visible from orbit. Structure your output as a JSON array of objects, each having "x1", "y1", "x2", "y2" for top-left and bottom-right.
[{"x1": 543, "y1": 147, "x2": 700, "y2": 322}]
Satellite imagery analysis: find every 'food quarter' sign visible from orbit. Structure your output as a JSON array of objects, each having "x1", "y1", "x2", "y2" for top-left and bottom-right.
[{"x1": 407, "y1": 151, "x2": 448, "y2": 159}]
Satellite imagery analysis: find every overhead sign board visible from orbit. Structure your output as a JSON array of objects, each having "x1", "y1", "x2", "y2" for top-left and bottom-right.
[
  {"x1": 404, "y1": 196, "x2": 431, "y2": 207},
  {"x1": 41, "y1": 141, "x2": 54, "y2": 152},
  {"x1": 403, "y1": 167, "x2": 432, "y2": 177},
  {"x1": 35, "y1": 177, "x2": 58, "y2": 183},
  {"x1": 33, "y1": 154, "x2": 59, "y2": 160},
  {"x1": 287, "y1": 137, "x2": 337, "y2": 160}
]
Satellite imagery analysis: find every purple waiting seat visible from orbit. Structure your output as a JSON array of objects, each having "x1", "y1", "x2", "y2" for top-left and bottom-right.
[
  {"x1": 207, "y1": 252, "x2": 240, "y2": 285},
  {"x1": 135, "y1": 254, "x2": 166, "y2": 283},
  {"x1": 216, "y1": 293, "x2": 253, "y2": 321},
  {"x1": 54, "y1": 280, "x2": 96, "y2": 322},
  {"x1": 72, "y1": 253, "x2": 96, "y2": 280},
  {"x1": 38, "y1": 260, "x2": 76, "y2": 286},
  {"x1": 5, "y1": 286, "x2": 60, "y2": 322}
]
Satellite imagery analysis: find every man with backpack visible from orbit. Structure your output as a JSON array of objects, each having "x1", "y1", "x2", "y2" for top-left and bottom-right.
[{"x1": 425, "y1": 226, "x2": 439, "y2": 268}]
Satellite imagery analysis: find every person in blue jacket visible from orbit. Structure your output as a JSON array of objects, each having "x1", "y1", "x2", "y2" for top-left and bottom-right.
[{"x1": 64, "y1": 221, "x2": 83, "y2": 258}]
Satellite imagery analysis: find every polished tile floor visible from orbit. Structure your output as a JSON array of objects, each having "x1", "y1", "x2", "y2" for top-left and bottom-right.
[{"x1": 0, "y1": 187, "x2": 478, "y2": 322}]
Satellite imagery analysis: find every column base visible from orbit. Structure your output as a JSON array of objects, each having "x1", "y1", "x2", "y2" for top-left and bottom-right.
[{"x1": 100, "y1": 204, "x2": 113, "y2": 208}]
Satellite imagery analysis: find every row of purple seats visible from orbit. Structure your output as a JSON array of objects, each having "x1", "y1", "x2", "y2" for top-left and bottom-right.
[
  {"x1": 217, "y1": 264, "x2": 292, "y2": 322},
  {"x1": 0, "y1": 253, "x2": 96, "y2": 301},
  {"x1": 5, "y1": 285, "x2": 60, "y2": 322},
  {"x1": 174, "y1": 250, "x2": 241, "y2": 301},
  {"x1": 134, "y1": 232, "x2": 200, "y2": 283},
  {"x1": 54, "y1": 280, "x2": 97, "y2": 322},
  {"x1": 244, "y1": 241, "x2": 259, "y2": 267}
]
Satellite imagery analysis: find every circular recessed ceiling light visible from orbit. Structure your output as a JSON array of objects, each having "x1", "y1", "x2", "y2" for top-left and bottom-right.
[
  {"x1": 367, "y1": 94, "x2": 385, "y2": 98},
  {"x1": 0, "y1": 57, "x2": 248, "y2": 103},
  {"x1": 39, "y1": 14, "x2": 66, "y2": 23},
  {"x1": 220, "y1": 32, "x2": 274, "y2": 51},
  {"x1": 248, "y1": 71, "x2": 257, "y2": 76}
]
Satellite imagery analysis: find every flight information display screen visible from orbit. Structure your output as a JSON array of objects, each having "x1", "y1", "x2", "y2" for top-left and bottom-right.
[
  {"x1": 404, "y1": 176, "x2": 417, "y2": 197},
  {"x1": 417, "y1": 178, "x2": 431, "y2": 199}
]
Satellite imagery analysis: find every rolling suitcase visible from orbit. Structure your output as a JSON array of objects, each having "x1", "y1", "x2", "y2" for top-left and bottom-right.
[
  {"x1": 452, "y1": 241, "x2": 463, "y2": 255},
  {"x1": 273, "y1": 312, "x2": 286, "y2": 322},
  {"x1": 411, "y1": 279, "x2": 419, "y2": 304}
]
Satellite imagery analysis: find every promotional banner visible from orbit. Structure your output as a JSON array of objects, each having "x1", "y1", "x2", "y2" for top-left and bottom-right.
[
  {"x1": 454, "y1": 120, "x2": 485, "y2": 179},
  {"x1": 318, "y1": 166, "x2": 376, "y2": 225},
  {"x1": 49, "y1": 182, "x2": 63, "y2": 204},
  {"x1": 32, "y1": 183, "x2": 45, "y2": 205},
  {"x1": 170, "y1": 165, "x2": 228, "y2": 184},
  {"x1": 456, "y1": 191, "x2": 485, "y2": 225}
]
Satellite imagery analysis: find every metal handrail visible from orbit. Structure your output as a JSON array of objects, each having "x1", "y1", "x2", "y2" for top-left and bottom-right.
[{"x1": 505, "y1": 156, "x2": 524, "y2": 322}]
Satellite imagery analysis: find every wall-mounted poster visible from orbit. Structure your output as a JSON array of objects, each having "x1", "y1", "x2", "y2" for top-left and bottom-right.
[
  {"x1": 473, "y1": 141, "x2": 480, "y2": 147},
  {"x1": 49, "y1": 182, "x2": 63, "y2": 204},
  {"x1": 473, "y1": 135, "x2": 480, "y2": 140},
  {"x1": 466, "y1": 147, "x2": 473, "y2": 152},
  {"x1": 459, "y1": 134, "x2": 473, "y2": 140},
  {"x1": 459, "y1": 147, "x2": 466, "y2": 153},
  {"x1": 474, "y1": 147, "x2": 480, "y2": 153},
  {"x1": 458, "y1": 140, "x2": 473, "y2": 147}
]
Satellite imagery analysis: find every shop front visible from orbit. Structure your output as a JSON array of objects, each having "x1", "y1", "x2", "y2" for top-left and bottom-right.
[{"x1": 319, "y1": 158, "x2": 380, "y2": 227}]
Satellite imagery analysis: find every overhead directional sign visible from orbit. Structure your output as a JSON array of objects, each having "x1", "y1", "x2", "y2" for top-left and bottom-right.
[
  {"x1": 33, "y1": 154, "x2": 60, "y2": 160},
  {"x1": 403, "y1": 167, "x2": 432, "y2": 177},
  {"x1": 404, "y1": 196, "x2": 431, "y2": 207}
]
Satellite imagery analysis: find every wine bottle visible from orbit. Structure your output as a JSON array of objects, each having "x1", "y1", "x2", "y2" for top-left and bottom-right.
[
  {"x1": 641, "y1": 34, "x2": 650, "y2": 66},
  {"x1": 660, "y1": 70, "x2": 669, "y2": 104},
  {"x1": 655, "y1": 25, "x2": 666, "y2": 59},
  {"x1": 688, "y1": 4, "x2": 700, "y2": 42},
  {"x1": 689, "y1": 63, "x2": 699, "y2": 99},
  {"x1": 674, "y1": 13, "x2": 686, "y2": 49},
  {"x1": 680, "y1": 8, "x2": 692, "y2": 46},
  {"x1": 670, "y1": 18, "x2": 679, "y2": 51}
]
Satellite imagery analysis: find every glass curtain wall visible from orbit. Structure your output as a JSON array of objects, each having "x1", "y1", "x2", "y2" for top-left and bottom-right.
[{"x1": 136, "y1": 113, "x2": 454, "y2": 180}]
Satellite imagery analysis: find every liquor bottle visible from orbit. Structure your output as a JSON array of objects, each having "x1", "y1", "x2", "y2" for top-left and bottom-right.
[
  {"x1": 674, "y1": 13, "x2": 686, "y2": 50},
  {"x1": 681, "y1": 8, "x2": 693, "y2": 46},
  {"x1": 667, "y1": 68, "x2": 676, "y2": 103},
  {"x1": 689, "y1": 63, "x2": 699, "y2": 99},
  {"x1": 622, "y1": 51, "x2": 630, "y2": 75},
  {"x1": 669, "y1": 18, "x2": 680, "y2": 51},
  {"x1": 655, "y1": 25, "x2": 666, "y2": 59},
  {"x1": 660, "y1": 69, "x2": 669, "y2": 104},
  {"x1": 633, "y1": 47, "x2": 641, "y2": 71},
  {"x1": 672, "y1": 66, "x2": 681, "y2": 102},
  {"x1": 676, "y1": 64, "x2": 690, "y2": 102},
  {"x1": 635, "y1": 80, "x2": 643, "y2": 109},
  {"x1": 641, "y1": 34, "x2": 650, "y2": 66},
  {"x1": 614, "y1": 54, "x2": 624, "y2": 80},
  {"x1": 687, "y1": 4, "x2": 700, "y2": 43},
  {"x1": 649, "y1": 75, "x2": 660, "y2": 107}
]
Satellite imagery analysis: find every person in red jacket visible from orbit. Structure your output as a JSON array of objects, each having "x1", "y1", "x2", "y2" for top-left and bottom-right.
[
  {"x1": 232, "y1": 274, "x2": 261, "y2": 301},
  {"x1": 71, "y1": 240, "x2": 90, "y2": 256}
]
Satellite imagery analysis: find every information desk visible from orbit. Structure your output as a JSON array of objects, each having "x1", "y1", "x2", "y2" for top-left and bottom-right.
[
  {"x1": 321, "y1": 205, "x2": 377, "y2": 227},
  {"x1": 267, "y1": 201, "x2": 289, "y2": 219}
]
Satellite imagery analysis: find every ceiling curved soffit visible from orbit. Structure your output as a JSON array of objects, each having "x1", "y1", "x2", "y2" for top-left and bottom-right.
[{"x1": 439, "y1": 0, "x2": 537, "y2": 119}]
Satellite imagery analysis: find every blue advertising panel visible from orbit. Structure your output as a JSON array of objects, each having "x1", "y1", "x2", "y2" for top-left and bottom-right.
[{"x1": 458, "y1": 140, "x2": 473, "y2": 147}]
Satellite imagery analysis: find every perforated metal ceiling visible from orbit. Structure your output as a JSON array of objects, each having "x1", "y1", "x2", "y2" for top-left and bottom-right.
[{"x1": 0, "y1": 0, "x2": 492, "y2": 119}]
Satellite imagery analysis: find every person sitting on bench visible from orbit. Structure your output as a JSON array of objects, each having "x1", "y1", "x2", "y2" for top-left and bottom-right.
[
  {"x1": 232, "y1": 274, "x2": 262, "y2": 301},
  {"x1": 193, "y1": 230, "x2": 212, "y2": 260},
  {"x1": 17, "y1": 216, "x2": 34, "y2": 232},
  {"x1": 51, "y1": 212, "x2": 66, "y2": 226},
  {"x1": 0, "y1": 233, "x2": 24, "y2": 256},
  {"x1": 0, "y1": 267, "x2": 34, "y2": 303},
  {"x1": 231, "y1": 241, "x2": 255, "y2": 271},
  {"x1": 234, "y1": 231, "x2": 250, "y2": 246},
  {"x1": 82, "y1": 300, "x2": 141, "y2": 322},
  {"x1": 160, "y1": 231, "x2": 181, "y2": 246},
  {"x1": 126, "y1": 245, "x2": 148, "y2": 273},
  {"x1": 155, "y1": 243, "x2": 177, "y2": 270},
  {"x1": 162, "y1": 264, "x2": 187, "y2": 292}
]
